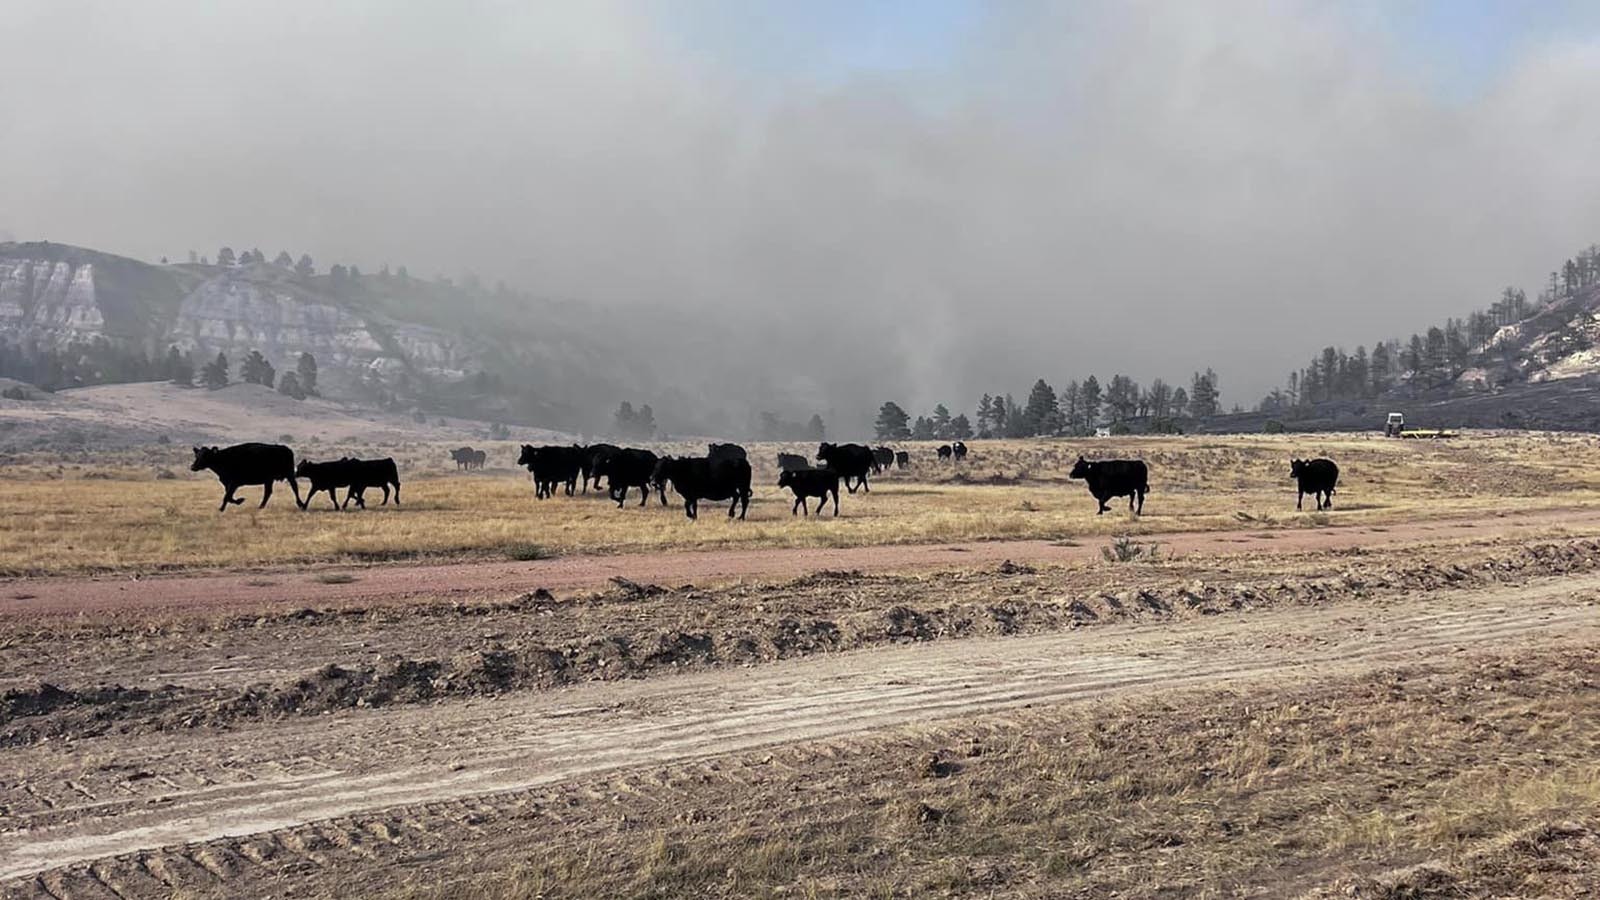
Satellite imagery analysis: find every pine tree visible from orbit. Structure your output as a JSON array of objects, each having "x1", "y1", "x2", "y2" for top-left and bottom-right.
[
  {"x1": 277, "y1": 371, "x2": 306, "y2": 399},
  {"x1": 949, "y1": 414, "x2": 973, "y2": 439},
  {"x1": 274, "y1": 251, "x2": 293, "y2": 267},
  {"x1": 874, "y1": 402, "x2": 911, "y2": 440},
  {"x1": 1369, "y1": 342, "x2": 1391, "y2": 394},
  {"x1": 1424, "y1": 327, "x2": 1447, "y2": 384},
  {"x1": 1079, "y1": 376, "x2": 1102, "y2": 427},
  {"x1": 1059, "y1": 380, "x2": 1080, "y2": 434},
  {"x1": 1170, "y1": 386, "x2": 1188, "y2": 419},
  {"x1": 1003, "y1": 395, "x2": 1026, "y2": 438},
  {"x1": 1146, "y1": 379, "x2": 1173, "y2": 421},
  {"x1": 1021, "y1": 379, "x2": 1058, "y2": 435},
  {"x1": 216, "y1": 247, "x2": 236, "y2": 267},
  {"x1": 1189, "y1": 370, "x2": 1219, "y2": 417},
  {"x1": 295, "y1": 254, "x2": 315, "y2": 277},
  {"x1": 169, "y1": 349, "x2": 194, "y2": 387},
  {"x1": 202, "y1": 352, "x2": 229, "y2": 390},
  {"x1": 806, "y1": 413, "x2": 826, "y2": 441},
  {"x1": 976, "y1": 394, "x2": 994, "y2": 436},
  {"x1": 931, "y1": 403, "x2": 953, "y2": 438},
  {"x1": 1405, "y1": 334, "x2": 1425, "y2": 378},
  {"x1": 911, "y1": 415, "x2": 935, "y2": 440},
  {"x1": 241, "y1": 350, "x2": 274, "y2": 386},
  {"x1": 296, "y1": 353, "x2": 318, "y2": 396}
]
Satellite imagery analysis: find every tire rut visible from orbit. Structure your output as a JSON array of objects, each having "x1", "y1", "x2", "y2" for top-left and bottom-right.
[{"x1": 4, "y1": 573, "x2": 1599, "y2": 894}]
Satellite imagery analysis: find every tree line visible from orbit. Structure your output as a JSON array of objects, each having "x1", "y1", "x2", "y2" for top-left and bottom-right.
[
  {"x1": 873, "y1": 370, "x2": 1221, "y2": 441},
  {"x1": 1260, "y1": 243, "x2": 1600, "y2": 412},
  {"x1": 0, "y1": 338, "x2": 321, "y2": 400}
]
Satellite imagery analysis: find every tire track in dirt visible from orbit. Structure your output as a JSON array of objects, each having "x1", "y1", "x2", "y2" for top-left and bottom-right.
[
  {"x1": 9, "y1": 504, "x2": 1600, "y2": 621},
  {"x1": 4, "y1": 573, "x2": 1599, "y2": 889}
]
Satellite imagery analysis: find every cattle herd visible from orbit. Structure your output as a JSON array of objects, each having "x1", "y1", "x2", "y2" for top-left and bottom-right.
[{"x1": 189, "y1": 440, "x2": 1343, "y2": 521}]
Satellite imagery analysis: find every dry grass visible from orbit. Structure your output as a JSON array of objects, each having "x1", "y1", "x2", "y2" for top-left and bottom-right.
[
  {"x1": 408, "y1": 648, "x2": 1600, "y2": 899},
  {"x1": 5, "y1": 431, "x2": 1600, "y2": 576}
]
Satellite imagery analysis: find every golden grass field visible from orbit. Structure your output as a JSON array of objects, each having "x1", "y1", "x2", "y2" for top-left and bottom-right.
[{"x1": 5, "y1": 431, "x2": 1600, "y2": 576}]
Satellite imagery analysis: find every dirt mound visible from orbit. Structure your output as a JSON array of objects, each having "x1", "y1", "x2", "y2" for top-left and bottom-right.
[
  {"x1": 11, "y1": 538, "x2": 1600, "y2": 746},
  {"x1": 1, "y1": 681, "x2": 199, "y2": 747}
]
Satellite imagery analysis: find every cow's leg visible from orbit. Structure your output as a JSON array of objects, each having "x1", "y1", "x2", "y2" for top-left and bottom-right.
[
  {"x1": 685, "y1": 498, "x2": 697, "y2": 520},
  {"x1": 831, "y1": 489, "x2": 839, "y2": 517},
  {"x1": 1135, "y1": 490, "x2": 1144, "y2": 515},
  {"x1": 860, "y1": 472, "x2": 870, "y2": 493},
  {"x1": 1323, "y1": 490, "x2": 1333, "y2": 509},
  {"x1": 258, "y1": 481, "x2": 273, "y2": 509},
  {"x1": 341, "y1": 489, "x2": 352, "y2": 509},
  {"x1": 792, "y1": 495, "x2": 802, "y2": 516},
  {"x1": 219, "y1": 484, "x2": 236, "y2": 511},
  {"x1": 1297, "y1": 490, "x2": 1304, "y2": 511},
  {"x1": 393, "y1": 482, "x2": 400, "y2": 506},
  {"x1": 1096, "y1": 496, "x2": 1108, "y2": 515},
  {"x1": 327, "y1": 488, "x2": 339, "y2": 510}
]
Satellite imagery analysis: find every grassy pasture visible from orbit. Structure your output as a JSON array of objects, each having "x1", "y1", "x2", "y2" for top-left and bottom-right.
[{"x1": 4, "y1": 431, "x2": 1600, "y2": 576}]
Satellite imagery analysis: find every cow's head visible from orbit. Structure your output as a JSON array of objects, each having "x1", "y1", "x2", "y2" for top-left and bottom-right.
[
  {"x1": 1068, "y1": 455, "x2": 1091, "y2": 480},
  {"x1": 450, "y1": 447, "x2": 468, "y2": 461},
  {"x1": 191, "y1": 446, "x2": 217, "y2": 471},
  {"x1": 778, "y1": 469, "x2": 796, "y2": 489},
  {"x1": 817, "y1": 442, "x2": 835, "y2": 460},
  {"x1": 516, "y1": 444, "x2": 536, "y2": 468},
  {"x1": 651, "y1": 456, "x2": 675, "y2": 487},
  {"x1": 1289, "y1": 458, "x2": 1306, "y2": 479},
  {"x1": 294, "y1": 460, "x2": 313, "y2": 477}
]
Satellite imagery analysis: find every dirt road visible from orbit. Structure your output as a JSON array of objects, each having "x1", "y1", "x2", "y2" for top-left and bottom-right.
[
  {"x1": 5, "y1": 571, "x2": 1598, "y2": 889},
  {"x1": 8, "y1": 504, "x2": 1600, "y2": 621}
]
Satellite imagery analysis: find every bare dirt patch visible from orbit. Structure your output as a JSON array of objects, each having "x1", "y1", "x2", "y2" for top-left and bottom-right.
[{"x1": 6, "y1": 535, "x2": 1600, "y2": 749}]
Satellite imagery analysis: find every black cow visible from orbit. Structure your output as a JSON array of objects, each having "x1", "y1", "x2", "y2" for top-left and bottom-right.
[
  {"x1": 517, "y1": 445, "x2": 582, "y2": 499},
  {"x1": 191, "y1": 443, "x2": 303, "y2": 511},
  {"x1": 581, "y1": 443, "x2": 622, "y2": 493},
  {"x1": 294, "y1": 459, "x2": 352, "y2": 509},
  {"x1": 817, "y1": 442, "x2": 875, "y2": 493},
  {"x1": 1290, "y1": 458, "x2": 1339, "y2": 511},
  {"x1": 777, "y1": 452, "x2": 810, "y2": 472},
  {"x1": 450, "y1": 446, "x2": 486, "y2": 470},
  {"x1": 952, "y1": 441, "x2": 968, "y2": 462},
  {"x1": 708, "y1": 442, "x2": 748, "y2": 464},
  {"x1": 1068, "y1": 456, "x2": 1149, "y2": 515},
  {"x1": 342, "y1": 457, "x2": 402, "y2": 509},
  {"x1": 653, "y1": 456, "x2": 752, "y2": 520},
  {"x1": 895, "y1": 451, "x2": 909, "y2": 470},
  {"x1": 937, "y1": 444, "x2": 953, "y2": 461},
  {"x1": 595, "y1": 448, "x2": 660, "y2": 507},
  {"x1": 778, "y1": 468, "x2": 840, "y2": 517},
  {"x1": 871, "y1": 446, "x2": 894, "y2": 473}
]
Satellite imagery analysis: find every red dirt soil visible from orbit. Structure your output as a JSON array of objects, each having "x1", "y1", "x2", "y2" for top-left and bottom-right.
[{"x1": 7, "y1": 506, "x2": 1600, "y2": 623}]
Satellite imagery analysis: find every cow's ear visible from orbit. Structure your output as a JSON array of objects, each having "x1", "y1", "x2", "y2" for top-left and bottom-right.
[{"x1": 192, "y1": 446, "x2": 201, "y2": 456}]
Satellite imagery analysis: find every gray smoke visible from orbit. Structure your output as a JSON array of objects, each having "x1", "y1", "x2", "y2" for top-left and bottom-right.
[{"x1": 5, "y1": 1, "x2": 1600, "y2": 424}]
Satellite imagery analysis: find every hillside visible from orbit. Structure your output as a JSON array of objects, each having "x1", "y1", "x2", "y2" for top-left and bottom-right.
[
  {"x1": 0, "y1": 241, "x2": 814, "y2": 435},
  {"x1": 0, "y1": 380, "x2": 574, "y2": 453},
  {"x1": 1252, "y1": 245, "x2": 1600, "y2": 432}
]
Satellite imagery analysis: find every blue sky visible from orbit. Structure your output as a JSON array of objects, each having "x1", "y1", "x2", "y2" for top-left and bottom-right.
[{"x1": 654, "y1": 0, "x2": 1600, "y2": 101}]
